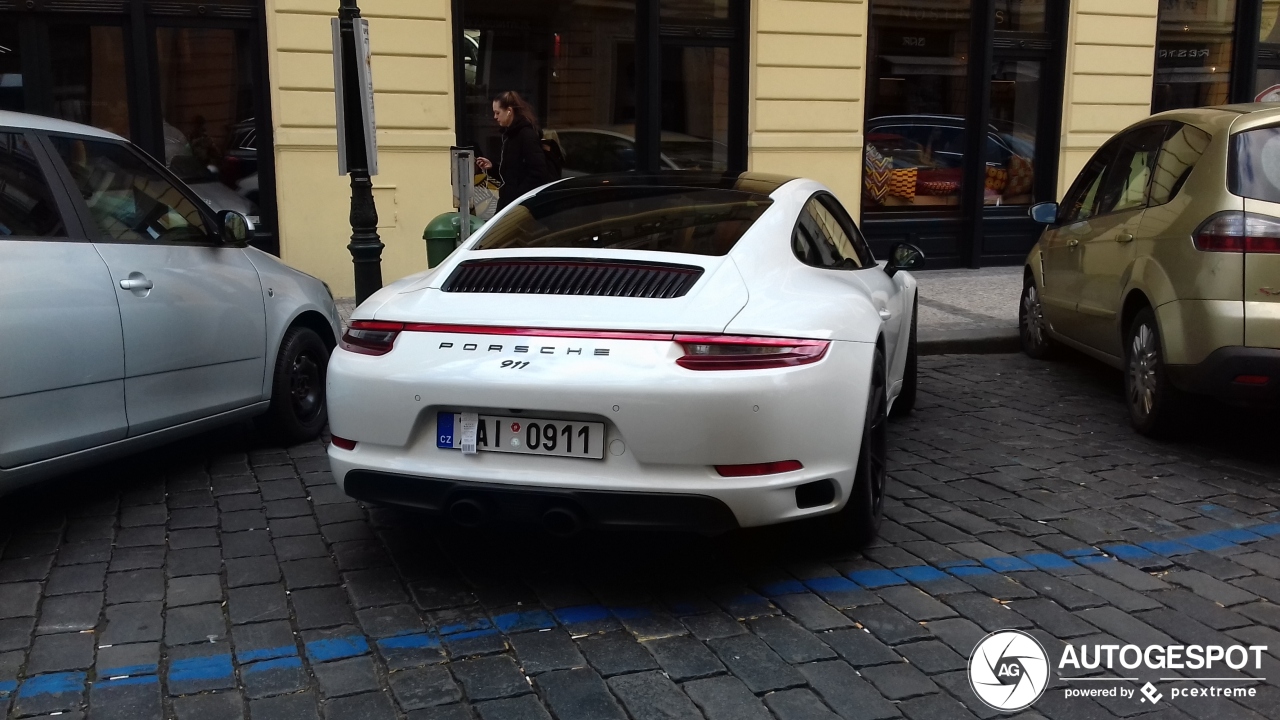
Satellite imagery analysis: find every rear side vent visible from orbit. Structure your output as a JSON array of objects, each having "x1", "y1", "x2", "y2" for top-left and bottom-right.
[{"x1": 442, "y1": 259, "x2": 704, "y2": 298}]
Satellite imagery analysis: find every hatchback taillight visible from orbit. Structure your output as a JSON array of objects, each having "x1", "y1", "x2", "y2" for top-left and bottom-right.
[
  {"x1": 674, "y1": 335, "x2": 829, "y2": 370},
  {"x1": 1194, "y1": 212, "x2": 1280, "y2": 253},
  {"x1": 341, "y1": 320, "x2": 403, "y2": 356}
]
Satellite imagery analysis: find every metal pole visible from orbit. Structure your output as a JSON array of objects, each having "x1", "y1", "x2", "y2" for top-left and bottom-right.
[
  {"x1": 458, "y1": 150, "x2": 472, "y2": 245},
  {"x1": 339, "y1": 0, "x2": 383, "y2": 303}
]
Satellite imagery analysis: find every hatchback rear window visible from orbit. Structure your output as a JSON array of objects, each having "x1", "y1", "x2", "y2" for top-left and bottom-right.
[
  {"x1": 1231, "y1": 126, "x2": 1280, "y2": 203},
  {"x1": 475, "y1": 184, "x2": 773, "y2": 256}
]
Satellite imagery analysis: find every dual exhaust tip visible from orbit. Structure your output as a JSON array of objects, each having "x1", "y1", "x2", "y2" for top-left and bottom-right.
[{"x1": 446, "y1": 496, "x2": 583, "y2": 537}]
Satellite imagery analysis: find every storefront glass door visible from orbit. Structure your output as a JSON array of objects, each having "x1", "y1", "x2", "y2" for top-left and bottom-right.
[
  {"x1": 861, "y1": 0, "x2": 1065, "y2": 267},
  {"x1": 155, "y1": 26, "x2": 260, "y2": 222}
]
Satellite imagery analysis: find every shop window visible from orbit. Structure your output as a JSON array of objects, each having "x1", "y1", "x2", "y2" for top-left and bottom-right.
[
  {"x1": 461, "y1": 0, "x2": 638, "y2": 180},
  {"x1": 987, "y1": 60, "x2": 1040, "y2": 206},
  {"x1": 863, "y1": 0, "x2": 971, "y2": 212},
  {"x1": 660, "y1": 45, "x2": 729, "y2": 171},
  {"x1": 48, "y1": 24, "x2": 131, "y2": 139},
  {"x1": 155, "y1": 27, "x2": 259, "y2": 219},
  {"x1": 994, "y1": 0, "x2": 1047, "y2": 32},
  {"x1": 0, "y1": 24, "x2": 22, "y2": 113},
  {"x1": 1153, "y1": 0, "x2": 1236, "y2": 113},
  {"x1": 1256, "y1": 1, "x2": 1280, "y2": 100}
]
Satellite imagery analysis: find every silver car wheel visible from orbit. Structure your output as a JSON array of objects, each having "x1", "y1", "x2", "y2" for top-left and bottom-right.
[
  {"x1": 1022, "y1": 284, "x2": 1045, "y2": 347},
  {"x1": 1128, "y1": 322, "x2": 1159, "y2": 418}
]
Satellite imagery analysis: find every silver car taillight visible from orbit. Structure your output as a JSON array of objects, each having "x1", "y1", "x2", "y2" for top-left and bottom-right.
[{"x1": 1193, "y1": 211, "x2": 1280, "y2": 253}]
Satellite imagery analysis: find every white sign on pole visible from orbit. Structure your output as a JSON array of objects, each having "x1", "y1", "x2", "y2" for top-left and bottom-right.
[{"x1": 332, "y1": 17, "x2": 378, "y2": 176}]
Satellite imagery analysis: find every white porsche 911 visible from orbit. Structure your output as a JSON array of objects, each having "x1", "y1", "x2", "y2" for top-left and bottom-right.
[{"x1": 327, "y1": 172, "x2": 923, "y2": 546}]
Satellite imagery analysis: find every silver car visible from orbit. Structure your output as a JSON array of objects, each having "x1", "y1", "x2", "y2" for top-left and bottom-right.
[{"x1": 0, "y1": 111, "x2": 341, "y2": 493}]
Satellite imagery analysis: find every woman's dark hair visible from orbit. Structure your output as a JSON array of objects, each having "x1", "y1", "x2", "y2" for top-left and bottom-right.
[{"x1": 494, "y1": 91, "x2": 538, "y2": 130}]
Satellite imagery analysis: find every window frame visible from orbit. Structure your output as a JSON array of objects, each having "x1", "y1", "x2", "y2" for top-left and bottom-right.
[
  {"x1": 1092, "y1": 122, "x2": 1168, "y2": 218},
  {"x1": 791, "y1": 192, "x2": 876, "y2": 271},
  {"x1": 41, "y1": 130, "x2": 221, "y2": 247},
  {"x1": 0, "y1": 126, "x2": 86, "y2": 242}
]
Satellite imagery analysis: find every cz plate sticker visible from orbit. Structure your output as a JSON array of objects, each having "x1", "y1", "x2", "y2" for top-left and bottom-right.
[{"x1": 459, "y1": 412, "x2": 479, "y2": 455}]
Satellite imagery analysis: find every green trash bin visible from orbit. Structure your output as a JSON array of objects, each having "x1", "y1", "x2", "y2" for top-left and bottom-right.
[{"x1": 424, "y1": 212, "x2": 484, "y2": 267}]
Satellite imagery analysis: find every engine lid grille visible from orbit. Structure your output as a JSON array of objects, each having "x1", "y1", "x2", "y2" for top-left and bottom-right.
[{"x1": 442, "y1": 259, "x2": 704, "y2": 298}]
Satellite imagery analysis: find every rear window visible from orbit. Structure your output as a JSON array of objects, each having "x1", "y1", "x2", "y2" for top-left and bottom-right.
[
  {"x1": 475, "y1": 184, "x2": 774, "y2": 256},
  {"x1": 1231, "y1": 126, "x2": 1280, "y2": 203}
]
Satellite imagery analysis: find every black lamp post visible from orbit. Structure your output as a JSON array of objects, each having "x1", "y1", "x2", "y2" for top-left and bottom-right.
[{"x1": 338, "y1": 0, "x2": 383, "y2": 303}]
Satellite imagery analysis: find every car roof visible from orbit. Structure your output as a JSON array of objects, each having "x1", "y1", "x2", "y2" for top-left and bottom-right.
[
  {"x1": 541, "y1": 171, "x2": 799, "y2": 197},
  {"x1": 0, "y1": 110, "x2": 125, "y2": 141}
]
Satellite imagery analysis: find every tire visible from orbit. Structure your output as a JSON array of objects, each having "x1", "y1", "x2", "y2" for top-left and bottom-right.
[
  {"x1": 890, "y1": 296, "x2": 918, "y2": 418},
  {"x1": 262, "y1": 326, "x2": 330, "y2": 445},
  {"x1": 820, "y1": 345, "x2": 888, "y2": 549},
  {"x1": 1019, "y1": 274, "x2": 1055, "y2": 359},
  {"x1": 1124, "y1": 307, "x2": 1184, "y2": 438}
]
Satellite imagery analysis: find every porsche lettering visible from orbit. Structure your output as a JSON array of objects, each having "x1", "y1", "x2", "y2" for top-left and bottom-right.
[{"x1": 437, "y1": 341, "x2": 609, "y2": 356}]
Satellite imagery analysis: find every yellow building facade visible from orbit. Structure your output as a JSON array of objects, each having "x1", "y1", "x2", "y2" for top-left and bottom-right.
[{"x1": 266, "y1": 0, "x2": 1280, "y2": 292}]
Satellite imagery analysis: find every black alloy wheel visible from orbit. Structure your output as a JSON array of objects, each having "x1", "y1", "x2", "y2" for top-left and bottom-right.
[
  {"x1": 821, "y1": 345, "x2": 888, "y2": 549},
  {"x1": 890, "y1": 295, "x2": 918, "y2": 417},
  {"x1": 264, "y1": 326, "x2": 331, "y2": 444},
  {"x1": 1019, "y1": 274, "x2": 1054, "y2": 359}
]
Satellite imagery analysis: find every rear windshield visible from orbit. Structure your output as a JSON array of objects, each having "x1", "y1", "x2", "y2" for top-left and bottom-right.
[
  {"x1": 475, "y1": 185, "x2": 774, "y2": 256},
  {"x1": 1231, "y1": 126, "x2": 1280, "y2": 203}
]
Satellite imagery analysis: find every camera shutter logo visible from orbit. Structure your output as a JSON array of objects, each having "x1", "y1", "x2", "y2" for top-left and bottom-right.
[{"x1": 969, "y1": 630, "x2": 1050, "y2": 711}]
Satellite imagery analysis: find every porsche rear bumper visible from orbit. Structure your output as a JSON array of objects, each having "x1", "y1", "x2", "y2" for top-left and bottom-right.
[{"x1": 325, "y1": 331, "x2": 876, "y2": 529}]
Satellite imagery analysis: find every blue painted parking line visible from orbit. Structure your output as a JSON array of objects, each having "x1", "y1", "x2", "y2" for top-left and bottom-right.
[
  {"x1": 494, "y1": 609, "x2": 557, "y2": 632},
  {"x1": 305, "y1": 635, "x2": 369, "y2": 663},
  {"x1": 894, "y1": 566, "x2": 950, "y2": 583},
  {"x1": 242, "y1": 656, "x2": 303, "y2": 674},
  {"x1": 99, "y1": 663, "x2": 158, "y2": 678},
  {"x1": 1139, "y1": 539, "x2": 1198, "y2": 557},
  {"x1": 169, "y1": 655, "x2": 234, "y2": 683},
  {"x1": 948, "y1": 565, "x2": 997, "y2": 577},
  {"x1": 758, "y1": 580, "x2": 807, "y2": 597},
  {"x1": 438, "y1": 617, "x2": 493, "y2": 636},
  {"x1": 377, "y1": 633, "x2": 441, "y2": 651},
  {"x1": 982, "y1": 556, "x2": 1037, "y2": 573},
  {"x1": 802, "y1": 575, "x2": 860, "y2": 593},
  {"x1": 95, "y1": 675, "x2": 158, "y2": 687},
  {"x1": 1101, "y1": 544, "x2": 1165, "y2": 565},
  {"x1": 1021, "y1": 553, "x2": 1078, "y2": 571},
  {"x1": 18, "y1": 672, "x2": 85, "y2": 697},
  {"x1": 0, "y1": 679, "x2": 16, "y2": 696},
  {"x1": 553, "y1": 604, "x2": 612, "y2": 625},
  {"x1": 848, "y1": 569, "x2": 907, "y2": 588}
]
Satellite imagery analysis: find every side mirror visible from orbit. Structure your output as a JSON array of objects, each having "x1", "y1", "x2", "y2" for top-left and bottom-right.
[
  {"x1": 218, "y1": 209, "x2": 255, "y2": 246},
  {"x1": 884, "y1": 242, "x2": 925, "y2": 277},
  {"x1": 1030, "y1": 202, "x2": 1058, "y2": 224}
]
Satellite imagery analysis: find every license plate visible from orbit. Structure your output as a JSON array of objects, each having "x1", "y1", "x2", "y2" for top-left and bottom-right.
[{"x1": 437, "y1": 413, "x2": 605, "y2": 460}]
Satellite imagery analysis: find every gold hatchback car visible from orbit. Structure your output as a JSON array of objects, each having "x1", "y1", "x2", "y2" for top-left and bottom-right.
[{"x1": 1022, "y1": 103, "x2": 1280, "y2": 436}]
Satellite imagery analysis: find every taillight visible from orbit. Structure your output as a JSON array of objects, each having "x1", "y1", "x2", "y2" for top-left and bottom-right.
[
  {"x1": 715, "y1": 460, "x2": 803, "y2": 477},
  {"x1": 341, "y1": 320, "x2": 403, "y2": 356},
  {"x1": 331, "y1": 435, "x2": 357, "y2": 450},
  {"x1": 675, "y1": 335, "x2": 829, "y2": 370},
  {"x1": 1194, "y1": 212, "x2": 1280, "y2": 252}
]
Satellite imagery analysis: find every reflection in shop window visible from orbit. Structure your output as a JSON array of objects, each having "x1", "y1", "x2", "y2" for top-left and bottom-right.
[
  {"x1": 1257, "y1": 1, "x2": 1280, "y2": 101},
  {"x1": 863, "y1": 0, "x2": 971, "y2": 212},
  {"x1": 987, "y1": 59, "x2": 1039, "y2": 206},
  {"x1": 1152, "y1": 0, "x2": 1235, "y2": 113},
  {"x1": 156, "y1": 27, "x2": 258, "y2": 219},
  {"x1": 0, "y1": 24, "x2": 22, "y2": 113},
  {"x1": 463, "y1": 0, "x2": 638, "y2": 181},
  {"x1": 48, "y1": 25, "x2": 131, "y2": 139}
]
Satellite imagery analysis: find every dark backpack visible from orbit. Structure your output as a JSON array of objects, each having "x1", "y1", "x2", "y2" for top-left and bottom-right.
[{"x1": 541, "y1": 134, "x2": 564, "y2": 180}]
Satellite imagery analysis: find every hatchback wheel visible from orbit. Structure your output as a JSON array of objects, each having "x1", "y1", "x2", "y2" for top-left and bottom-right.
[
  {"x1": 1125, "y1": 307, "x2": 1183, "y2": 437},
  {"x1": 263, "y1": 327, "x2": 330, "y2": 445},
  {"x1": 820, "y1": 345, "x2": 887, "y2": 549},
  {"x1": 1019, "y1": 276, "x2": 1054, "y2": 359}
]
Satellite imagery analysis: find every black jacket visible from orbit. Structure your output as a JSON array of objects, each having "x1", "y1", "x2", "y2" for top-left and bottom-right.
[{"x1": 494, "y1": 118, "x2": 552, "y2": 209}]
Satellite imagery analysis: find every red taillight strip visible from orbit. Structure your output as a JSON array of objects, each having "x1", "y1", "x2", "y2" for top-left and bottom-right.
[
  {"x1": 673, "y1": 334, "x2": 828, "y2": 348},
  {"x1": 715, "y1": 460, "x2": 804, "y2": 477},
  {"x1": 395, "y1": 323, "x2": 676, "y2": 342},
  {"x1": 349, "y1": 320, "x2": 405, "y2": 331}
]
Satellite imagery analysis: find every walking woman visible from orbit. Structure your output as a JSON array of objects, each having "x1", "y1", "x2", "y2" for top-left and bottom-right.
[{"x1": 476, "y1": 91, "x2": 552, "y2": 210}]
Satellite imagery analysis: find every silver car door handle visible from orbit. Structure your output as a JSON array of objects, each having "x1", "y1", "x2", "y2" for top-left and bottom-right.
[
  {"x1": 879, "y1": 309, "x2": 892, "y2": 320},
  {"x1": 1115, "y1": 232, "x2": 1134, "y2": 243},
  {"x1": 119, "y1": 277, "x2": 153, "y2": 290}
]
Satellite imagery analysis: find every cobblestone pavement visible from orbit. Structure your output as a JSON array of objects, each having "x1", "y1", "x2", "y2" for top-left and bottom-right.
[{"x1": 2, "y1": 353, "x2": 1279, "y2": 720}]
